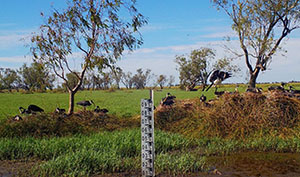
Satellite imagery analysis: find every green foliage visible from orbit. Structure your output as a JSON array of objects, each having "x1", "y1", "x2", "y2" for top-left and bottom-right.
[
  {"x1": 30, "y1": 0, "x2": 147, "y2": 113},
  {"x1": 132, "y1": 68, "x2": 152, "y2": 89},
  {"x1": 0, "y1": 68, "x2": 20, "y2": 91},
  {"x1": 156, "y1": 74, "x2": 167, "y2": 89},
  {"x1": 175, "y1": 48, "x2": 239, "y2": 91},
  {"x1": 62, "y1": 72, "x2": 80, "y2": 90},
  {"x1": 212, "y1": 0, "x2": 300, "y2": 87},
  {"x1": 18, "y1": 63, "x2": 55, "y2": 91}
]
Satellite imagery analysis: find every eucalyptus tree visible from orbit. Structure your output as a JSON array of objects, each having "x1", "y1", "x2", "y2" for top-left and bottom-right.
[
  {"x1": 167, "y1": 75, "x2": 175, "y2": 88},
  {"x1": 110, "y1": 67, "x2": 123, "y2": 89},
  {"x1": 18, "y1": 63, "x2": 55, "y2": 91},
  {"x1": 0, "y1": 68, "x2": 20, "y2": 91},
  {"x1": 157, "y1": 74, "x2": 167, "y2": 89},
  {"x1": 31, "y1": 0, "x2": 147, "y2": 114},
  {"x1": 212, "y1": 0, "x2": 300, "y2": 88},
  {"x1": 121, "y1": 71, "x2": 133, "y2": 89},
  {"x1": 132, "y1": 68, "x2": 151, "y2": 89},
  {"x1": 175, "y1": 48, "x2": 239, "y2": 91}
]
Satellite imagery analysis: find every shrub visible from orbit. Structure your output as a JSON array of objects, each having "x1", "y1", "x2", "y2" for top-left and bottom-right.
[
  {"x1": 155, "y1": 92, "x2": 300, "y2": 139},
  {"x1": 0, "y1": 111, "x2": 139, "y2": 138}
]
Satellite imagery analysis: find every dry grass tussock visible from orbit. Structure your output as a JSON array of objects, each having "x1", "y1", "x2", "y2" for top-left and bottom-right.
[
  {"x1": 0, "y1": 111, "x2": 139, "y2": 138},
  {"x1": 155, "y1": 92, "x2": 300, "y2": 139},
  {"x1": 2, "y1": 91, "x2": 300, "y2": 139}
]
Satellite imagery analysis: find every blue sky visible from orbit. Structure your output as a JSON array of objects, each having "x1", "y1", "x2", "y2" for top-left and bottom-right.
[{"x1": 1, "y1": 0, "x2": 300, "y2": 84}]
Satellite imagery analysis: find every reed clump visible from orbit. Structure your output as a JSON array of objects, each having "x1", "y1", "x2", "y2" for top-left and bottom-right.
[{"x1": 155, "y1": 92, "x2": 300, "y2": 139}]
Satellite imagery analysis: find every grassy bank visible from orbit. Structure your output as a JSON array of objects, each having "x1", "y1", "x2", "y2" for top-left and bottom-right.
[
  {"x1": 1, "y1": 129, "x2": 300, "y2": 176},
  {"x1": 1, "y1": 84, "x2": 300, "y2": 176}
]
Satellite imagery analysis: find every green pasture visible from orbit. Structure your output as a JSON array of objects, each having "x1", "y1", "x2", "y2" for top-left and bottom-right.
[
  {"x1": 0, "y1": 88, "x2": 206, "y2": 119},
  {"x1": 1, "y1": 83, "x2": 300, "y2": 119},
  {"x1": 1, "y1": 83, "x2": 300, "y2": 176}
]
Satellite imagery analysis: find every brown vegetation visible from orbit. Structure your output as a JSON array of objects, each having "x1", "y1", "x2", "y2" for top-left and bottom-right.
[
  {"x1": 2, "y1": 91, "x2": 300, "y2": 139},
  {"x1": 155, "y1": 92, "x2": 300, "y2": 139},
  {"x1": 0, "y1": 112, "x2": 139, "y2": 138}
]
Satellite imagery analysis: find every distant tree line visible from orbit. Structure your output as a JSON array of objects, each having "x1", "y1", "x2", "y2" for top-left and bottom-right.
[{"x1": 0, "y1": 63, "x2": 175, "y2": 92}]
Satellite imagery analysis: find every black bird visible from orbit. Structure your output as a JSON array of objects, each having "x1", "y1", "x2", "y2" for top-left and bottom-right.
[
  {"x1": 214, "y1": 87, "x2": 225, "y2": 97},
  {"x1": 19, "y1": 104, "x2": 43, "y2": 114},
  {"x1": 55, "y1": 107, "x2": 66, "y2": 114},
  {"x1": 19, "y1": 107, "x2": 31, "y2": 114},
  {"x1": 12, "y1": 115, "x2": 23, "y2": 121},
  {"x1": 28, "y1": 104, "x2": 44, "y2": 113},
  {"x1": 200, "y1": 94, "x2": 207, "y2": 102},
  {"x1": 76, "y1": 100, "x2": 95, "y2": 110},
  {"x1": 289, "y1": 86, "x2": 300, "y2": 94},
  {"x1": 165, "y1": 93, "x2": 176, "y2": 99},
  {"x1": 94, "y1": 106, "x2": 109, "y2": 114},
  {"x1": 160, "y1": 93, "x2": 176, "y2": 106},
  {"x1": 206, "y1": 70, "x2": 232, "y2": 91},
  {"x1": 268, "y1": 83, "x2": 285, "y2": 92}
]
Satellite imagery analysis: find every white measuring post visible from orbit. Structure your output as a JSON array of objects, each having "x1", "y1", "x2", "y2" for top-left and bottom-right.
[{"x1": 141, "y1": 90, "x2": 155, "y2": 177}]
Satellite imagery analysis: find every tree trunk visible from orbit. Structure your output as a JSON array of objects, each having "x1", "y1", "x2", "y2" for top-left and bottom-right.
[
  {"x1": 160, "y1": 85, "x2": 163, "y2": 89},
  {"x1": 68, "y1": 90, "x2": 75, "y2": 115},
  {"x1": 185, "y1": 82, "x2": 196, "y2": 91},
  {"x1": 249, "y1": 69, "x2": 260, "y2": 88}
]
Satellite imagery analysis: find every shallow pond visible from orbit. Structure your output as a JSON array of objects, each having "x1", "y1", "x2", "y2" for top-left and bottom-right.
[{"x1": 204, "y1": 152, "x2": 300, "y2": 177}]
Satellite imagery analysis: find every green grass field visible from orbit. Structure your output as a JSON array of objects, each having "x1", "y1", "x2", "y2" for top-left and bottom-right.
[
  {"x1": 1, "y1": 83, "x2": 300, "y2": 176},
  {"x1": 0, "y1": 88, "x2": 211, "y2": 119},
  {"x1": 2, "y1": 83, "x2": 299, "y2": 119}
]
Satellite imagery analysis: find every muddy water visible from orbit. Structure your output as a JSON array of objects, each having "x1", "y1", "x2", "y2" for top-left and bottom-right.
[
  {"x1": 1, "y1": 153, "x2": 300, "y2": 176},
  {"x1": 204, "y1": 152, "x2": 300, "y2": 177}
]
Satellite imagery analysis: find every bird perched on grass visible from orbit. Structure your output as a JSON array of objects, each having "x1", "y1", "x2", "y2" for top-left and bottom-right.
[
  {"x1": 55, "y1": 107, "x2": 66, "y2": 114},
  {"x1": 94, "y1": 106, "x2": 109, "y2": 114},
  {"x1": 12, "y1": 115, "x2": 23, "y2": 121},
  {"x1": 205, "y1": 70, "x2": 232, "y2": 91},
  {"x1": 160, "y1": 93, "x2": 176, "y2": 106},
  {"x1": 289, "y1": 86, "x2": 300, "y2": 94},
  {"x1": 19, "y1": 104, "x2": 44, "y2": 114},
  {"x1": 19, "y1": 107, "x2": 31, "y2": 114},
  {"x1": 214, "y1": 88, "x2": 225, "y2": 98},
  {"x1": 200, "y1": 94, "x2": 207, "y2": 102},
  {"x1": 76, "y1": 100, "x2": 95, "y2": 110},
  {"x1": 268, "y1": 82, "x2": 286, "y2": 92}
]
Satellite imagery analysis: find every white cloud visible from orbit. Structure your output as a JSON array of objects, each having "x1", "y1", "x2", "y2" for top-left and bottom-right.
[
  {"x1": 0, "y1": 55, "x2": 31, "y2": 63},
  {"x1": 0, "y1": 34, "x2": 27, "y2": 48},
  {"x1": 0, "y1": 28, "x2": 35, "y2": 49},
  {"x1": 2, "y1": 34, "x2": 300, "y2": 84},
  {"x1": 118, "y1": 38, "x2": 300, "y2": 84}
]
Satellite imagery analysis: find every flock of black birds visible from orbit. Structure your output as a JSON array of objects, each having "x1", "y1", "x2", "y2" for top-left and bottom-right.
[
  {"x1": 13, "y1": 100, "x2": 109, "y2": 121},
  {"x1": 159, "y1": 70, "x2": 233, "y2": 108},
  {"x1": 11, "y1": 69, "x2": 300, "y2": 120},
  {"x1": 198, "y1": 70, "x2": 300, "y2": 105}
]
